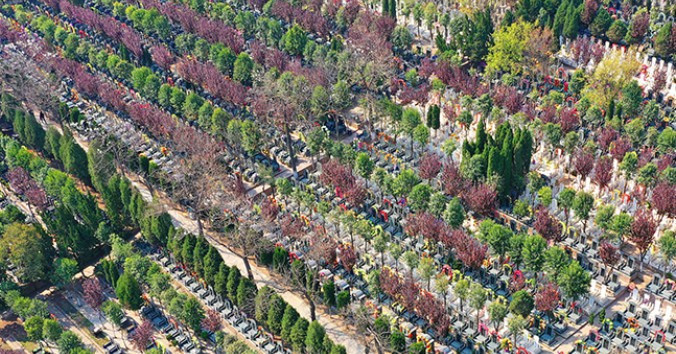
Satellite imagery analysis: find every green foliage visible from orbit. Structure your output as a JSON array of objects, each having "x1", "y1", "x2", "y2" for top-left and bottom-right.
[
  {"x1": 590, "y1": 8, "x2": 613, "y2": 37},
  {"x1": 267, "y1": 295, "x2": 286, "y2": 335},
  {"x1": 486, "y1": 21, "x2": 532, "y2": 76},
  {"x1": 233, "y1": 53, "x2": 254, "y2": 85},
  {"x1": 281, "y1": 305, "x2": 299, "y2": 342},
  {"x1": 606, "y1": 20, "x2": 628, "y2": 43},
  {"x1": 522, "y1": 234, "x2": 546, "y2": 273},
  {"x1": 236, "y1": 277, "x2": 257, "y2": 314},
  {"x1": 544, "y1": 246, "x2": 571, "y2": 282},
  {"x1": 322, "y1": 280, "x2": 336, "y2": 307},
  {"x1": 283, "y1": 24, "x2": 308, "y2": 56},
  {"x1": 336, "y1": 290, "x2": 350, "y2": 309},
  {"x1": 305, "y1": 320, "x2": 326, "y2": 354},
  {"x1": 655, "y1": 22, "x2": 673, "y2": 58},
  {"x1": 226, "y1": 266, "x2": 241, "y2": 301},
  {"x1": 182, "y1": 296, "x2": 204, "y2": 332},
  {"x1": 52, "y1": 258, "x2": 78, "y2": 288},
  {"x1": 558, "y1": 261, "x2": 591, "y2": 300},
  {"x1": 58, "y1": 331, "x2": 84, "y2": 353},
  {"x1": 115, "y1": 273, "x2": 143, "y2": 309},
  {"x1": 409, "y1": 183, "x2": 433, "y2": 212},
  {"x1": 24, "y1": 316, "x2": 44, "y2": 341},
  {"x1": 509, "y1": 290, "x2": 534, "y2": 317},
  {"x1": 43, "y1": 318, "x2": 63, "y2": 342},
  {"x1": 290, "y1": 317, "x2": 309, "y2": 352},
  {"x1": 0, "y1": 223, "x2": 51, "y2": 284}
]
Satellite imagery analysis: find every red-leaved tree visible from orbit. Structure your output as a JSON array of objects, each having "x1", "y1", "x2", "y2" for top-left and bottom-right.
[
  {"x1": 201, "y1": 309, "x2": 221, "y2": 333},
  {"x1": 534, "y1": 207, "x2": 563, "y2": 244},
  {"x1": 130, "y1": 320, "x2": 154, "y2": 351},
  {"x1": 464, "y1": 183, "x2": 497, "y2": 217},
  {"x1": 441, "y1": 162, "x2": 466, "y2": 196},
  {"x1": 535, "y1": 282, "x2": 560, "y2": 315},
  {"x1": 593, "y1": 156, "x2": 613, "y2": 190},
  {"x1": 573, "y1": 149, "x2": 594, "y2": 180},
  {"x1": 652, "y1": 182, "x2": 676, "y2": 220},
  {"x1": 629, "y1": 209, "x2": 657, "y2": 265},
  {"x1": 419, "y1": 153, "x2": 442, "y2": 181},
  {"x1": 339, "y1": 244, "x2": 357, "y2": 273},
  {"x1": 599, "y1": 242, "x2": 620, "y2": 283},
  {"x1": 82, "y1": 278, "x2": 104, "y2": 310}
]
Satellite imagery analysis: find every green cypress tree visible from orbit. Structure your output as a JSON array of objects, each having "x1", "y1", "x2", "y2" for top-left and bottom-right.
[
  {"x1": 214, "y1": 263, "x2": 230, "y2": 297},
  {"x1": 306, "y1": 321, "x2": 326, "y2": 353},
  {"x1": 255, "y1": 286, "x2": 276, "y2": 323},
  {"x1": 500, "y1": 135, "x2": 514, "y2": 198},
  {"x1": 44, "y1": 127, "x2": 62, "y2": 159},
  {"x1": 169, "y1": 235, "x2": 184, "y2": 264},
  {"x1": 102, "y1": 175, "x2": 126, "y2": 230},
  {"x1": 654, "y1": 22, "x2": 673, "y2": 58},
  {"x1": 389, "y1": 0, "x2": 396, "y2": 19},
  {"x1": 227, "y1": 266, "x2": 241, "y2": 301},
  {"x1": 476, "y1": 119, "x2": 487, "y2": 153},
  {"x1": 486, "y1": 147, "x2": 502, "y2": 182},
  {"x1": 181, "y1": 234, "x2": 196, "y2": 268},
  {"x1": 382, "y1": 0, "x2": 389, "y2": 16},
  {"x1": 267, "y1": 295, "x2": 286, "y2": 335},
  {"x1": 281, "y1": 305, "x2": 299, "y2": 342},
  {"x1": 192, "y1": 237, "x2": 207, "y2": 277},
  {"x1": 290, "y1": 318, "x2": 309, "y2": 352},
  {"x1": 589, "y1": 8, "x2": 613, "y2": 37},
  {"x1": 23, "y1": 113, "x2": 45, "y2": 150},
  {"x1": 59, "y1": 130, "x2": 90, "y2": 184},
  {"x1": 552, "y1": 0, "x2": 569, "y2": 38},
  {"x1": 513, "y1": 129, "x2": 533, "y2": 176},
  {"x1": 119, "y1": 178, "x2": 132, "y2": 214},
  {"x1": 563, "y1": 2, "x2": 580, "y2": 39},
  {"x1": 12, "y1": 110, "x2": 26, "y2": 143},
  {"x1": 202, "y1": 246, "x2": 221, "y2": 286},
  {"x1": 322, "y1": 280, "x2": 336, "y2": 307},
  {"x1": 502, "y1": 10, "x2": 515, "y2": 28},
  {"x1": 115, "y1": 273, "x2": 143, "y2": 309},
  {"x1": 236, "y1": 278, "x2": 257, "y2": 314}
]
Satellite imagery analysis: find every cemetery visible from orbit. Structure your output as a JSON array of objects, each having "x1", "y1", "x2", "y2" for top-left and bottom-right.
[{"x1": 0, "y1": 0, "x2": 675, "y2": 353}]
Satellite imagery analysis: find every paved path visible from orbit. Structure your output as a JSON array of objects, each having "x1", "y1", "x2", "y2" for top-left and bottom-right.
[{"x1": 46, "y1": 296, "x2": 103, "y2": 353}]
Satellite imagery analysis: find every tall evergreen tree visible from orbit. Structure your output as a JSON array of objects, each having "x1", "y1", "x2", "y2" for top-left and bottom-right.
[
  {"x1": 563, "y1": 3, "x2": 581, "y2": 39},
  {"x1": 23, "y1": 113, "x2": 45, "y2": 151},
  {"x1": 654, "y1": 22, "x2": 673, "y2": 58},
  {"x1": 389, "y1": 0, "x2": 396, "y2": 19},
  {"x1": 552, "y1": 0, "x2": 569, "y2": 38},
  {"x1": 214, "y1": 263, "x2": 230, "y2": 297},
  {"x1": 115, "y1": 273, "x2": 143, "y2": 309}
]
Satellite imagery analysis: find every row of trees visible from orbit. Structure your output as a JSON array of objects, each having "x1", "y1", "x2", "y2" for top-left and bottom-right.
[{"x1": 164, "y1": 230, "x2": 347, "y2": 353}]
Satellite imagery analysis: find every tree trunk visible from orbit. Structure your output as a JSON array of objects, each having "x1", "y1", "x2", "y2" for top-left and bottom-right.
[
  {"x1": 443, "y1": 292, "x2": 447, "y2": 311},
  {"x1": 196, "y1": 216, "x2": 204, "y2": 237},
  {"x1": 380, "y1": 251, "x2": 384, "y2": 267},
  {"x1": 241, "y1": 255, "x2": 254, "y2": 280},
  {"x1": 284, "y1": 124, "x2": 298, "y2": 179},
  {"x1": 305, "y1": 292, "x2": 316, "y2": 321}
]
